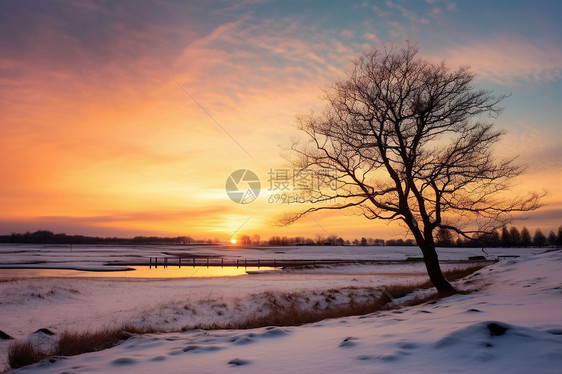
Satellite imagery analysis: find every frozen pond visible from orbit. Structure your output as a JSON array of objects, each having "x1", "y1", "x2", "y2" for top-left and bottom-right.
[
  {"x1": 0, "y1": 243, "x2": 545, "y2": 279},
  {"x1": 0, "y1": 266, "x2": 275, "y2": 279}
]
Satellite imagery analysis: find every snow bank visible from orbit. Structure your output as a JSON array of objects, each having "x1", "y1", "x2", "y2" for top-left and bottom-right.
[{"x1": 2, "y1": 250, "x2": 561, "y2": 373}]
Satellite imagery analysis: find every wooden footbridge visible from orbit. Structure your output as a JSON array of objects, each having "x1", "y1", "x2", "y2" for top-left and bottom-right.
[{"x1": 120, "y1": 256, "x2": 495, "y2": 269}]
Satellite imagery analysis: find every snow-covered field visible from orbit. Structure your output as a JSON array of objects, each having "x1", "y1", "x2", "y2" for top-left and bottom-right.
[{"x1": 0, "y1": 245, "x2": 561, "y2": 373}]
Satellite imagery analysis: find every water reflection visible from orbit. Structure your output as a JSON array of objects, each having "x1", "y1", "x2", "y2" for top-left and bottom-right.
[
  {"x1": 131, "y1": 266, "x2": 274, "y2": 278},
  {"x1": 0, "y1": 266, "x2": 274, "y2": 279}
]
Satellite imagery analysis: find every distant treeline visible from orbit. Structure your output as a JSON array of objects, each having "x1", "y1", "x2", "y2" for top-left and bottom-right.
[
  {"x1": 0, "y1": 230, "x2": 203, "y2": 245},
  {"x1": 263, "y1": 235, "x2": 406, "y2": 247},
  {"x1": 253, "y1": 225, "x2": 562, "y2": 247},
  {"x1": 1, "y1": 225, "x2": 561, "y2": 247},
  {"x1": 435, "y1": 225, "x2": 562, "y2": 248}
]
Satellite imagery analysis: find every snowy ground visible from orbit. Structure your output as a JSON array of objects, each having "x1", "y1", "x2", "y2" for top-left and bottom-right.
[{"x1": 0, "y1": 246, "x2": 560, "y2": 373}]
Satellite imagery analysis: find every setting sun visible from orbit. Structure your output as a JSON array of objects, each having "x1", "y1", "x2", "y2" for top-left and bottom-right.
[{"x1": 230, "y1": 239, "x2": 237, "y2": 244}]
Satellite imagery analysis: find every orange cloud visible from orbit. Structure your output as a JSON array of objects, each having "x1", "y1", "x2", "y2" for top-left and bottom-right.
[{"x1": 1, "y1": 5, "x2": 559, "y2": 239}]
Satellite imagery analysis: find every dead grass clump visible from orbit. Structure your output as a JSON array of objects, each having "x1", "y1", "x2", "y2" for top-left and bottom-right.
[
  {"x1": 444, "y1": 265, "x2": 488, "y2": 281},
  {"x1": 7, "y1": 324, "x2": 162, "y2": 370},
  {"x1": 401, "y1": 289, "x2": 459, "y2": 307},
  {"x1": 196, "y1": 284, "x2": 419, "y2": 330},
  {"x1": 207, "y1": 294, "x2": 391, "y2": 330},
  {"x1": 55, "y1": 324, "x2": 160, "y2": 357},
  {"x1": 194, "y1": 264, "x2": 486, "y2": 330},
  {"x1": 8, "y1": 341, "x2": 49, "y2": 369}
]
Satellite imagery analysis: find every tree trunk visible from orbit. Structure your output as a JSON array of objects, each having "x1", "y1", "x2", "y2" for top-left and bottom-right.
[{"x1": 419, "y1": 242, "x2": 453, "y2": 293}]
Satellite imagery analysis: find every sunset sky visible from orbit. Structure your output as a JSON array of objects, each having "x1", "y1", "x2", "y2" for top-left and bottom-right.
[{"x1": 1, "y1": 0, "x2": 561, "y2": 241}]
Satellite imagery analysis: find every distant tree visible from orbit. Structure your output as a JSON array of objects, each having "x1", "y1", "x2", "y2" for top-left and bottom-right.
[
  {"x1": 436, "y1": 228, "x2": 454, "y2": 247},
  {"x1": 520, "y1": 227, "x2": 532, "y2": 247},
  {"x1": 557, "y1": 226, "x2": 562, "y2": 246},
  {"x1": 480, "y1": 229, "x2": 500, "y2": 247},
  {"x1": 268, "y1": 236, "x2": 281, "y2": 245},
  {"x1": 500, "y1": 226, "x2": 512, "y2": 247},
  {"x1": 547, "y1": 230, "x2": 557, "y2": 247},
  {"x1": 360, "y1": 237, "x2": 367, "y2": 246},
  {"x1": 510, "y1": 227, "x2": 522, "y2": 246},
  {"x1": 176, "y1": 236, "x2": 193, "y2": 244},
  {"x1": 286, "y1": 43, "x2": 542, "y2": 292},
  {"x1": 533, "y1": 229, "x2": 547, "y2": 247},
  {"x1": 325, "y1": 235, "x2": 338, "y2": 245}
]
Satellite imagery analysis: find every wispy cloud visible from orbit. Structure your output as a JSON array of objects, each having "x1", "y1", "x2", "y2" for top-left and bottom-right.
[
  {"x1": 441, "y1": 37, "x2": 562, "y2": 84},
  {"x1": 499, "y1": 126, "x2": 562, "y2": 173}
]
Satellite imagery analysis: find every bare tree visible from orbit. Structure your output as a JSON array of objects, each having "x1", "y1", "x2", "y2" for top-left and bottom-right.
[{"x1": 286, "y1": 43, "x2": 542, "y2": 292}]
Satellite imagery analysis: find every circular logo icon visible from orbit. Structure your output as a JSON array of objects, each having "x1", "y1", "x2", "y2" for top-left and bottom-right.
[{"x1": 225, "y1": 169, "x2": 261, "y2": 204}]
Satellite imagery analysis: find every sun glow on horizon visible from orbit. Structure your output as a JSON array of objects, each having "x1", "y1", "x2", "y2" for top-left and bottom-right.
[{"x1": 0, "y1": 1, "x2": 560, "y2": 239}]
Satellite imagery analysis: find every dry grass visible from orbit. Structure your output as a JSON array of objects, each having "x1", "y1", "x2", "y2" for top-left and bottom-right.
[
  {"x1": 219, "y1": 286, "x2": 402, "y2": 329},
  {"x1": 54, "y1": 324, "x2": 159, "y2": 357},
  {"x1": 6, "y1": 324, "x2": 161, "y2": 370},
  {"x1": 193, "y1": 284, "x2": 442, "y2": 330},
  {"x1": 194, "y1": 264, "x2": 487, "y2": 330},
  {"x1": 7, "y1": 341, "x2": 49, "y2": 369}
]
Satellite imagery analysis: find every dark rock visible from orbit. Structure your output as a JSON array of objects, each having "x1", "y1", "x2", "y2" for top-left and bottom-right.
[
  {"x1": 487, "y1": 323, "x2": 508, "y2": 336},
  {"x1": 228, "y1": 358, "x2": 251, "y2": 366},
  {"x1": 34, "y1": 328, "x2": 55, "y2": 335},
  {"x1": 339, "y1": 337, "x2": 358, "y2": 348},
  {"x1": 0, "y1": 330, "x2": 14, "y2": 340}
]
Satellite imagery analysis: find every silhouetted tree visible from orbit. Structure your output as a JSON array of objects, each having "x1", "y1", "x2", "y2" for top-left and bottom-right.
[
  {"x1": 533, "y1": 229, "x2": 546, "y2": 247},
  {"x1": 480, "y1": 229, "x2": 500, "y2": 247},
  {"x1": 436, "y1": 228, "x2": 454, "y2": 247},
  {"x1": 286, "y1": 43, "x2": 542, "y2": 292},
  {"x1": 510, "y1": 227, "x2": 522, "y2": 247},
  {"x1": 500, "y1": 226, "x2": 512, "y2": 247},
  {"x1": 557, "y1": 226, "x2": 562, "y2": 246},
  {"x1": 268, "y1": 236, "x2": 281, "y2": 245},
  {"x1": 547, "y1": 230, "x2": 557, "y2": 247},
  {"x1": 521, "y1": 227, "x2": 532, "y2": 247}
]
